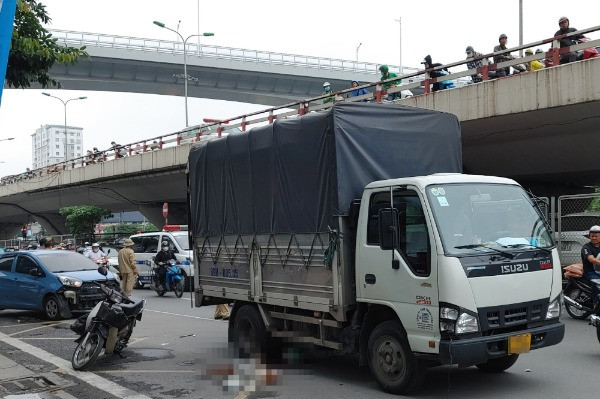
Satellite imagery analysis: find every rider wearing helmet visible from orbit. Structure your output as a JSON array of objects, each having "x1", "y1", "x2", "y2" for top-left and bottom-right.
[
  {"x1": 86, "y1": 243, "x2": 108, "y2": 262},
  {"x1": 322, "y1": 82, "x2": 334, "y2": 104},
  {"x1": 154, "y1": 241, "x2": 177, "y2": 287},
  {"x1": 581, "y1": 225, "x2": 600, "y2": 306}
]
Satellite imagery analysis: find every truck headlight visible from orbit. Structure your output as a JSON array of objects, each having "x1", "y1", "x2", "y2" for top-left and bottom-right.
[
  {"x1": 456, "y1": 313, "x2": 479, "y2": 334},
  {"x1": 440, "y1": 306, "x2": 459, "y2": 332},
  {"x1": 58, "y1": 275, "x2": 83, "y2": 288},
  {"x1": 546, "y1": 296, "x2": 562, "y2": 319}
]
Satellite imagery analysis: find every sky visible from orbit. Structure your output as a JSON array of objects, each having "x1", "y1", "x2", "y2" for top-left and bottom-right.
[{"x1": 1, "y1": 0, "x2": 599, "y2": 175}]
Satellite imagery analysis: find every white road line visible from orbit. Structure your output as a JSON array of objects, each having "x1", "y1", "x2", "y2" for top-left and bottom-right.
[
  {"x1": 8, "y1": 321, "x2": 69, "y2": 336},
  {"x1": 97, "y1": 370, "x2": 196, "y2": 374},
  {"x1": 0, "y1": 330, "x2": 152, "y2": 399},
  {"x1": 145, "y1": 308, "x2": 225, "y2": 322},
  {"x1": 21, "y1": 337, "x2": 74, "y2": 340},
  {"x1": 0, "y1": 321, "x2": 60, "y2": 328}
]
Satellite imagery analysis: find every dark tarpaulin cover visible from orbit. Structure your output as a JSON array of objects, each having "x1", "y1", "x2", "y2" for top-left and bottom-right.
[{"x1": 189, "y1": 102, "x2": 462, "y2": 237}]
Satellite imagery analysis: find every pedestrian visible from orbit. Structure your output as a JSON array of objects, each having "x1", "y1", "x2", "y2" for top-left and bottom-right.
[
  {"x1": 38, "y1": 237, "x2": 53, "y2": 249},
  {"x1": 581, "y1": 225, "x2": 600, "y2": 306},
  {"x1": 118, "y1": 238, "x2": 138, "y2": 296},
  {"x1": 93, "y1": 147, "x2": 104, "y2": 162},
  {"x1": 111, "y1": 141, "x2": 127, "y2": 158},
  {"x1": 150, "y1": 140, "x2": 159, "y2": 151},
  {"x1": 215, "y1": 303, "x2": 230, "y2": 320},
  {"x1": 493, "y1": 34, "x2": 526, "y2": 76},
  {"x1": 349, "y1": 80, "x2": 370, "y2": 101},
  {"x1": 524, "y1": 49, "x2": 545, "y2": 71},
  {"x1": 465, "y1": 46, "x2": 485, "y2": 83},
  {"x1": 554, "y1": 16, "x2": 586, "y2": 64},
  {"x1": 322, "y1": 82, "x2": 334, "y2": 104},
  {"x1": 378, "y1": 65, "x2": 401, "y2": 100},
  {"x1": 421, "y1": 55, "x2": 455, "y2": 92}
]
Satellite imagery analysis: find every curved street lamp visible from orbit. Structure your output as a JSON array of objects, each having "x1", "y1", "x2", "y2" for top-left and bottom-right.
[
  {"x1": 154, "y1": 20, "x2": 214, "y2": 127},
  {"x1": 41, "y1": 93, "x2": 87, "y2": 163},
  {"x1": 0, "y1": 137, "x2": 14, "y2": 142}
]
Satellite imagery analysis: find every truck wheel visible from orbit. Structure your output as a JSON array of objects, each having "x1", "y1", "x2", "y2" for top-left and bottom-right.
[
  {"x1": 476, "y1": 354, "x2": 519, "y2": 372},
  {"x1": 231, "y1": 305, "x2": 266, "y2": 357},
  {"x1": 367, "y1": 321, "x2": 426, "y2": 395}
]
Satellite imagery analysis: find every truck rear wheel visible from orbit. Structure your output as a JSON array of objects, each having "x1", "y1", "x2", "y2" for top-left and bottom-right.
[
  {"x1": 231, "y1": 305, "x2": 266, "y2": 357},
  {"x1": 476, "y1": 354, "x2": 519, "y2": 372},
  {"x1": 367, "y1": 321, "x2": 426, "y2": 395}
]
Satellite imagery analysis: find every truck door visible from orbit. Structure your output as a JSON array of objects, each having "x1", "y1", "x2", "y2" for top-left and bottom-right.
[{"x1": 357, "y1": 187, "x2": 439, "y2": 350}]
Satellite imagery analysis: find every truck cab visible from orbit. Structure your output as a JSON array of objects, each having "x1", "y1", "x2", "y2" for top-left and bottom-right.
[{"x1": 356, "y1": 173, "x2": 563, "y2": 376}]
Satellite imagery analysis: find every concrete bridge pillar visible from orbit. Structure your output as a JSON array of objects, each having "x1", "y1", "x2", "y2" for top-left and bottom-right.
[{"x1": 139, "y1": 203, "x2": 188, "y2": 229}]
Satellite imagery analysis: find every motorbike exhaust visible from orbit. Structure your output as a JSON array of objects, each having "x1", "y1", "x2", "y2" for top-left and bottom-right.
[
  {"x1": 564, "y1": 296, "x2": 584, "y2": 310},
  {"x1": 590, "y1": 314, "x2": 600, "y2": 327}
]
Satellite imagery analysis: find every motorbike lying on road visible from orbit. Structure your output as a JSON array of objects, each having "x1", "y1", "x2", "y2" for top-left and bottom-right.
[
  {"x1": 149, "y1": 259, "x2": 185, "y2": 298},
  {"x1": 70, "y1": 265, "x2": 145, "y2": 370},
  {"x1": 563, "y1": 263, "x2": 594, "y2": 319}
]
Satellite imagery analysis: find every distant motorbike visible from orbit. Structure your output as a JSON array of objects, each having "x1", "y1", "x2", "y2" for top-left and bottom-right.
[
  {"x1": 70, "y1": 266, "x2": 145, "y2": 370},
  {"x1": 150, "y1": 259, "x2": 185, "y2": 298}
]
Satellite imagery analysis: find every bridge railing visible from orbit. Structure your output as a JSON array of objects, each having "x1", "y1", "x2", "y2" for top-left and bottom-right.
[
  {"x1": 49, "y1": 29, "x2": 419, "y2": 76},
  {"x1": 2, "y1": 26, "x2": 599, "y2": 186}
]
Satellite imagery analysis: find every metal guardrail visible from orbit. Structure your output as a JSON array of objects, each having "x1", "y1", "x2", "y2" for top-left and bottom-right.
[
  {"x1": 1, "y1": 26, "x2": 599, "y2": 187},
  {"x1": 49, "y1": 29, "x2": 419, "y2": 76}
]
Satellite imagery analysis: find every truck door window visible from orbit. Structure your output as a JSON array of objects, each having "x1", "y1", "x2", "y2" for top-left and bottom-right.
[{"x1": 367, "y1": 189, "x2": 431, "y2": 276}]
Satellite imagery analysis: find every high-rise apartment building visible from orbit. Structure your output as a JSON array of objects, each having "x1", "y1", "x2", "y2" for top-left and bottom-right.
[{"x1": 31, "y1": 125, "x2": 84, "y2": 169}]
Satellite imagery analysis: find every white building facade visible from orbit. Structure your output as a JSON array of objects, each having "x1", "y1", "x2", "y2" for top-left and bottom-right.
[{"x1": 32, "y1": 125, "x2": 84, "y2": 169}]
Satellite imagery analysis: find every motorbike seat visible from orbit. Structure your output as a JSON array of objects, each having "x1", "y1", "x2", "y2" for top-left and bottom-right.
[{"x1": 120, "y1": 299, "x2": 144, "y2": 316}]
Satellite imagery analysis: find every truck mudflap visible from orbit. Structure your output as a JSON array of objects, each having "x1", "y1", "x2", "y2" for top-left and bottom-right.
[{"x1": 439, "y1": 322, "x2": 564, "y2": 366}]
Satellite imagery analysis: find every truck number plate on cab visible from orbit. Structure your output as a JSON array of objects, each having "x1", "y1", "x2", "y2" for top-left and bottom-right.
[{"x1": 508, "y1": 333, "x2": 531, "y2": 354}]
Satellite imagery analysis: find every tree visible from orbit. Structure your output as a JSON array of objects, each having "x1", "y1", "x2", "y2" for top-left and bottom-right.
[
  {"x1": 6, "y1": 0, "x2": 87, "y2": 88},
  {"x1": 59, "y1": 205, "x2": 112, "y2": 237},
  {"x1": 102, "y1": 223, "x2": 158, "y2": 235}
]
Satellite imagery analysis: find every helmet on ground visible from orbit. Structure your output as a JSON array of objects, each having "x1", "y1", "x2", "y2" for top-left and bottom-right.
[
  {"x1": 499, "y1": 33, "x2": 507, "y2": 40},
  {"x1": 379, "y1": 65, "x2": 389, "y2": 73},
  {"x1": 558, "y1": 16, "x2": 569, "y2": 24},
  {"x1": 322, "y1": 82, "x2": 330, "y2": 87}
]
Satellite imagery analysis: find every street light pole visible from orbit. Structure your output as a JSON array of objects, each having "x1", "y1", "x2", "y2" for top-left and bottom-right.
[
  {"x1": 41, "y1": 93, "x2": 87, "y2": 163},
  {"x1": 394, "y1": 17, "x2": 402, "y2": 76},
  {"x1": 356, "y1": 42, "x2": 362, "y2": 63},
  {"x1": 154, "y1": 21, "x2": 214, "y2": 127},
  {"x1": 518, "y1": 0, "x2": 523, "y2": 57},
  {"x1": 0, "y1": 137, "x2": 14, "y2": 143}
]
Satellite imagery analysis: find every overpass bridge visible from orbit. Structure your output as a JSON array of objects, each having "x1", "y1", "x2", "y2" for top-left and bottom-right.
[
  {"x1": 36, "y1": 30, "x2": 419, "y2": 106},
  {"x1": 1, "y1": 28, "x2": 599, "y2": 238}
]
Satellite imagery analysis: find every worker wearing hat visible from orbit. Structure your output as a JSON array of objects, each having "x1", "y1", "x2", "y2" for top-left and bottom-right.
[
  {"x1": 118, "y1": 239, "x2": 138, "y2": 296},
  {"x1": 554, "y1": 16, "x2": 586, "y2": 64},
  {"x1": 322, "y1": 82, "x2": 334, "y2": 104},
  {"x1": 582, "y1": 226, "x2": 600, "y2": 305}
]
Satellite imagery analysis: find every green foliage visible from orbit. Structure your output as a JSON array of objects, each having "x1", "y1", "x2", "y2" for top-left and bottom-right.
[
  {"x1": 102, "y1": 223, "x2": 158, "y2": 235},
  {"x1": 589, "y1": 188, "x2": 600, "y2": 211},
  {"x1": 59, "y1": 206, "x2": 113, "y2": 236},
  {"x1": 6, "y1": 0, "x2": 88, "y2": 88}
]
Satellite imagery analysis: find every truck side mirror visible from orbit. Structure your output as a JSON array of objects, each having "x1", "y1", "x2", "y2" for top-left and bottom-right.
[{"x1": 378, "y1": 208, "x2": 399, "y2": 251}]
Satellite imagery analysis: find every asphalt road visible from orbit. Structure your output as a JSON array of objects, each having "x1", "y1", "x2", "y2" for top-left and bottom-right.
[{"x1": 0, "y1": 289, "x2": 598, "y2": 399}]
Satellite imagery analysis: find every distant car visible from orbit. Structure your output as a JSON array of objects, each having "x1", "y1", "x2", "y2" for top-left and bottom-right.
[
  {"x1": 0, "y1": 250, "x2": 120, "y2": 320},
  {"x1": 557, "y1": 212, "x2": 600, "y2": 266}
]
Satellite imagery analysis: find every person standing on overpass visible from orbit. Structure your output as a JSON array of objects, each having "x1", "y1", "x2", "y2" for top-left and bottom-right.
[{"x1": 554, "y1": 16, "x2": 586, "y2": 64}]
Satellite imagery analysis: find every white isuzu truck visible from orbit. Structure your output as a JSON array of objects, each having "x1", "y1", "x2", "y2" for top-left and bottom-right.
[{"x1": 189, "y1": 103, "x2": 564, "y2": 394}]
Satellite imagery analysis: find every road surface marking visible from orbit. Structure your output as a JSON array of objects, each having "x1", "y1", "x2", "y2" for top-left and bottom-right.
[
  {"x1": 97, "y1": 369, "x2": 196, "y2": 373},
  {"x1": 8, "y1": 322, "x2": 68, "y2": 336},
  {"x1": 0, "y1": 320, "x2": 68, "y2": 328},
  {"x1": 145, "y1": 308, "x2": 226, "y2": 322},
  {"x1": 0, "y1": 330, "x2": 152, "y2": 399},
  {"x1": 21, "y1": 337, "x2": 74, "y2": 340}
]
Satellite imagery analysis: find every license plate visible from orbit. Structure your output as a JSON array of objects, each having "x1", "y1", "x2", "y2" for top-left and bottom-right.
[
  {"x1": 508, "y1": 333, "x2": 531, "y2": 354},
  {"x1": 139, "y1": 276, "x2": 151, "y2": 282}
]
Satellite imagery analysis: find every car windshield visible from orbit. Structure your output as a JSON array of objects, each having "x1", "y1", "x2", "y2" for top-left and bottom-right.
[
  {"x1": 173, "y1": 234, "x2": 190, "y2": 251},
  {"x1": 36, "y1": 252, "x2": 98, "y2": 272},
  {"x1": 427, "y1": 183, "x2": 554, "y2": 256}
]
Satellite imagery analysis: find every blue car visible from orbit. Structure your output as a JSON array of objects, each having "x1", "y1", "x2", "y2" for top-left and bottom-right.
[{"x1": 0, "y1": 250, "x2": 120, "y2": 320}]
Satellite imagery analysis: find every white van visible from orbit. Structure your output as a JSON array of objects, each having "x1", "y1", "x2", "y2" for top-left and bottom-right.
[{"x1": 129, "y1": 226, "x2": 193, "y2": 289}]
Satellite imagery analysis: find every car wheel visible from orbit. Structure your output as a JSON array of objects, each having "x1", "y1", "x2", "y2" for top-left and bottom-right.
[{"x1": 43, "y1": 294, "x2": 62, "y2": 321}]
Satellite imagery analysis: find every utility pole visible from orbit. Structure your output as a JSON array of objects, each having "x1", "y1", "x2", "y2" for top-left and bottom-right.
[
  {"x1": 519, "y1": 0, "x2": 523, "y2": 56},
  {"x1": 394, "y1": 17, "x2": 402, "y2": 76}
]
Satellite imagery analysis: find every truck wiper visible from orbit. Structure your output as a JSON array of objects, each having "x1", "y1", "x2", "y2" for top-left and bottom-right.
[
  {"x1": 454, "y1": 244, "x2": 515, "y2": 259},
  {"x1": 501, "y1": 243, "x2": 552, "y2": 255}
]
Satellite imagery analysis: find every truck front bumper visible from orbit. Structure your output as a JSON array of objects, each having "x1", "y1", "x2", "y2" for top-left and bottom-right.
[{"x1": 439, "y1": 322, "x2": 564, "y2": 366}]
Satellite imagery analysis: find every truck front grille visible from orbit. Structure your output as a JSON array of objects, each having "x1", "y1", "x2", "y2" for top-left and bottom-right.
[{"x1": 479, "y1": 299, "x2": 547, "y2": 331}]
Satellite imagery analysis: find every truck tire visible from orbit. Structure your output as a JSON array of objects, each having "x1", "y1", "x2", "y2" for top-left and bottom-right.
[
  {"x1": 476, "y1": 354, "x2": 519, "y2": 372},
  {"x1": 367, "y1": 321, "x2": 426, "y2": 395},
  {"x1": 231, "y1": 305, "x2": 266, "y2": 357}
]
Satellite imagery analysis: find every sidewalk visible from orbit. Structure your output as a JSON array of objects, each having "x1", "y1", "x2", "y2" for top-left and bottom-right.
[{"x1": 0, "y1": 353, "x2": 76, "y2": 399}]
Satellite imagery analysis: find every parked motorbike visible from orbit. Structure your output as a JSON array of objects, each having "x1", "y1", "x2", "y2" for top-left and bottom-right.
[
  {"x1": 150, "y1": 259, "x2": 185, "y2": 298},
  {"x1": 564, "y1": 283, "x2": 600, "y2": 343},
  {"x1": 70, "y1": 266, "x2": 145, "y2": 371}
]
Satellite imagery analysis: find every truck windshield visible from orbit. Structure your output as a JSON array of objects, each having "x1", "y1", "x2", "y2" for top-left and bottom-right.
[{"x1": 427, "y1": 183, "x2": 554, "y2": 256}]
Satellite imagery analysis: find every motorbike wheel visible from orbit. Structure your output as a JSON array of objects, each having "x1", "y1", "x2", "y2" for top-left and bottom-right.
[
  {"x1": 174, "y1": 280, "x2": 184, "y2": 298},
  {"x1": 564, "y1": 287, "x2": 593, "y2": 320},
  {"x1": 157, "y1": 290, "x2": 165, "y2": 297},
  {"x1": 71, "y1": 332, "x2": 105, "y2": 371}
]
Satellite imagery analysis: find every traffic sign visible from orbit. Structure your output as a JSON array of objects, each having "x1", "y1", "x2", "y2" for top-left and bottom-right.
[{"x1": 162, "y1": 202, "x2": 169, "y2": 219}]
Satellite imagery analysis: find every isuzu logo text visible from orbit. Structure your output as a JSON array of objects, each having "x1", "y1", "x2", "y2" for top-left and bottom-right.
[{"x1": 501, "y1": 263, "x2": 529, "y2": 274}]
